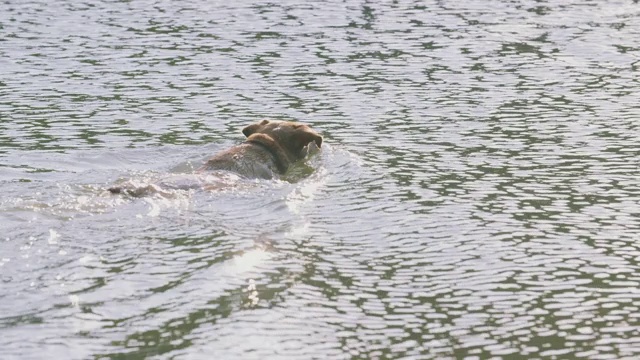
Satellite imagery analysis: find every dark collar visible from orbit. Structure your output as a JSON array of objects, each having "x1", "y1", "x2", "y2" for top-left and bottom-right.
[{"x1": 245, "y1": 134, "x2": 291, "y2": 174}]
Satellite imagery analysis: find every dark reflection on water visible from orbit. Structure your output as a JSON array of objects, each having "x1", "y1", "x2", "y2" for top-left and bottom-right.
[{"x1": 1, "y1": 0, "x2": 640, "y2": 358}]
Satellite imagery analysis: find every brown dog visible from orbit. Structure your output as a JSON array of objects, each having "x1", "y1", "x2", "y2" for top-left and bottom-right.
[
  {"x1": 198, "y1": 119, "x2": 323, "y2": 179},
  {"x1": 108, "y1": 120, "x2": 322, "y2": 196}
]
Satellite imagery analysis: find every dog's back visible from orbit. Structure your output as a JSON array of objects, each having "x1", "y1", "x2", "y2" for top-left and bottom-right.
[{"x1": 199, "y1": 142, "x2": 280, "y2": 179}]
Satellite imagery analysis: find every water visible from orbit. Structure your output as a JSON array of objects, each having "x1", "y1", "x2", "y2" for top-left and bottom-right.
[{"x1": 1, "y1": 0, "x2": 639, "y2": 358}]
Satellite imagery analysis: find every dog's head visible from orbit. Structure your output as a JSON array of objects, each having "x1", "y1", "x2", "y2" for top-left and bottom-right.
[{"x1": 242, "y1": 120, "x2": 323, "y2": 159}]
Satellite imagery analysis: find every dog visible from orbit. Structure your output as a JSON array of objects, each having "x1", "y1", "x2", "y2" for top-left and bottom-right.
[
  {"x1": 108, "y1": 120, "x2": 323, "y2": 196},
  {"x1": 197, "y1": 119, "x2": 323, "y2": 178}
]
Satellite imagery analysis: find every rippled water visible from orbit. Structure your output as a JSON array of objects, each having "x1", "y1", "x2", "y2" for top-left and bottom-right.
[{"x1": 2, "y1": 0, "x2": 639, "y2": 358}]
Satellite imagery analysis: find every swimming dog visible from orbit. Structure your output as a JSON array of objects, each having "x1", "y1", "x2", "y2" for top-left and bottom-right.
[{"x1": 108, "y1": 120, "x2": 323, "y2": 196}]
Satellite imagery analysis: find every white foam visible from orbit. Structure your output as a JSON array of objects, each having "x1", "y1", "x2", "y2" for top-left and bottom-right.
[{"x1": 48, "y1": 229, "x2": 60, "y2": 245}]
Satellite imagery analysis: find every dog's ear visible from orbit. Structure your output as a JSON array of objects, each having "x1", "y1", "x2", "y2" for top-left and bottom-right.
[
  {"x1": 307, "y1": 131, "x2": 323, "y2": 148},
  {"x1": 242, "y1": 124, "x2": 257, "y2": 137},
  {"x1": 296, "y1": 127, "x2": 323, "y2": 153},
  {"x1": 242, "y1": 120, "x2": 270, "y2": 137}
]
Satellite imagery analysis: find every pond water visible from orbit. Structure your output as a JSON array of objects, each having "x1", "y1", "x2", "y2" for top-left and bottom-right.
[{"x1": 1, "y1": 0, "x2": 639, "y2": 358}]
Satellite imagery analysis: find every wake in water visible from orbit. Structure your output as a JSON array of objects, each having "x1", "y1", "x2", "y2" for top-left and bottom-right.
[{"x1": 107, "y1": 171, "x2": 246, "y2": 198}]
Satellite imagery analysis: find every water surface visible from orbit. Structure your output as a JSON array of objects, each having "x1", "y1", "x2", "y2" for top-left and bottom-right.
[{"x1": 1, "y1": 0, "x2": 639, "y2": 358}]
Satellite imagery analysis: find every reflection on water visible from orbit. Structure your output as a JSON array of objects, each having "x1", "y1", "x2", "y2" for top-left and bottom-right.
[{"x1": 1, "y1": 0, "x2": 640, "y2": 358}]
